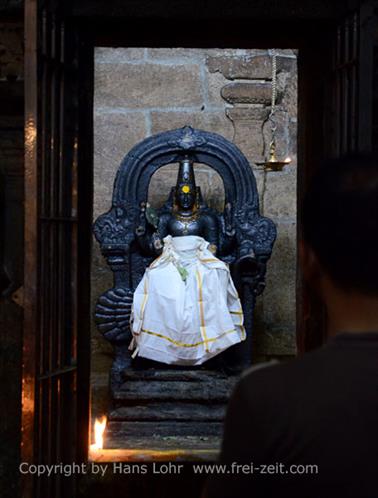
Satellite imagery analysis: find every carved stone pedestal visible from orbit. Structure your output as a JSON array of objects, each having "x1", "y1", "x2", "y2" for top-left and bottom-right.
[{"x1": 104, "y1": 369, "x2": 238, "y2": 451}]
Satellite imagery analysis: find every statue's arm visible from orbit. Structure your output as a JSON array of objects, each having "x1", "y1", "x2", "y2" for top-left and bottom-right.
[
  {"x1": 135, "y1": 203, "x2": 169, "y2": 255},
  {"x1": 155, "y1": 212, "x2": 170, "y2": 250},
  {"x1": 202, "y1": 214, "x2": 220, "y2": 254}
]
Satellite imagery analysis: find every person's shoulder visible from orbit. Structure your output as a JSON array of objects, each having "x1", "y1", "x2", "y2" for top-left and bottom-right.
[
  {"x1": 236, "y1": 346, "x2": 330, "y2": 398},
  {"x1": 240, "y1": 359, "x2": 280, "y2": 380}
]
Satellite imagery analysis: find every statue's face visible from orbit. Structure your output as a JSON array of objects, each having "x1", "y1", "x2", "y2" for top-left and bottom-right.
[{"x1": 177, "y1": 184, "x2": 195, "y2": 210}]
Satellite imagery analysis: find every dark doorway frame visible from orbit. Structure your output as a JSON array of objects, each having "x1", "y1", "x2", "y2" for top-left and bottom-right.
[{"x1": 22, "y1": 1, "x2": 375, "y2": 497}]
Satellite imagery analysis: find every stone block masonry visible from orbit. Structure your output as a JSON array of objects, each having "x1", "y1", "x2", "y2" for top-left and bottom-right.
[{"x1": 92, "y1": 48, "x2": 298, "y2": 386}]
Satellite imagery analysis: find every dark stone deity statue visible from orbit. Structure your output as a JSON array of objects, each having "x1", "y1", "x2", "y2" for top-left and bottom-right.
[
  {"x1": 136, "y1": 156, "x2": 232, "y2": 257},
  {"x1": 93, "y1": 126, "x2": 276, "y2": 385}
]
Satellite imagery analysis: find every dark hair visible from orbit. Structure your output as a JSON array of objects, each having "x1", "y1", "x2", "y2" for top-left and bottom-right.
[{"x1": 302, "y1": 154, "x2": 378, "y2": 295}]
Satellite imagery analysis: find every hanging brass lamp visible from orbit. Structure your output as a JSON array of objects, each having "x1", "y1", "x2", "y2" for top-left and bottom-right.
[
  {"x1": 256, "y1": 49, "x2": 291, "y2": 172},
  {"x1": 258, "y1": 140, "x2": 292, "y2": 172}
]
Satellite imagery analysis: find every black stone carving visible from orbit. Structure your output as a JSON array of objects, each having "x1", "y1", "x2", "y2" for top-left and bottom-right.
[
  {"x1": 93, "y1": 126, "x2": 276, "y2": 382},
  {"x1": 95, "y1": 287, "x2": 133, "y2": 344}
]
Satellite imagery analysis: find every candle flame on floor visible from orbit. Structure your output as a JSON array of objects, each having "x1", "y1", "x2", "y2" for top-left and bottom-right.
[{"x1": 90, "y1": 416, "x2": 107, "y2": 450}]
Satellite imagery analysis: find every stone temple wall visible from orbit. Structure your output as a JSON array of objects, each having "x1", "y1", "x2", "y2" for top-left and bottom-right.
[{"x1": 92, "y1": 48, "x2": 297, "y2": 411}]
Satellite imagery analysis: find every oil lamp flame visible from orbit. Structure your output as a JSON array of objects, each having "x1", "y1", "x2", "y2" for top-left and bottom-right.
[
  {"x1": 91, "y1": 416, "x2": 107, "y2": 450},
  {"x1": 255, "y1": 144, "x2": 292, "y2": 172}
]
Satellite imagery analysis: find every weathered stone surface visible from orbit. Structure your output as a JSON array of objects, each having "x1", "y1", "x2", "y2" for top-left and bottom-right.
[
  {"x1": 226, "y1": 107, "x2": 269, "y2": 164},
  {"x1": 281, "y1": 63, "x2": 298, "y2": 119},
  {"x1": 263, "y1": 165, "x2": 297, "y2": 219},
  {"x1": 206, "y1": 71, "x2": 230, "y2": 106},
  {"x1": 253, "y1": 169, "x2": 266, "y2": 200},
  {"x1": 105, "y1": 368, "x2": 234, "y2": 449},
  {"x1": 251, "y1": 224, "x2": 297, "y2": 360},
  {"x1": 94, "y1": 111, "x2": 147, "y2": 173},
  {"x1": 226, "y1": 107, "x2": 269, "y2": 122},
  {"x1": 254, "y1": 329, "x2": 297, "y2": 356},
  {"x1": 232, "y1": 121, "x2": 265, "y2": 164},
  {"x1": 91, "y1": 266, "x2": 112, "y2": 297},
  {"x1": 204, "y1": 48, "x2": 267, "y2": 57},
  {"x1": 289, "y1": 118, "x2": 298, "y2": 155},
  {"x1": 91, "y1": 242, "x2": 108, "y2": 271},
  {"x1": 146, "y1": 48, "x2": 205, "y2": 62},
  {"x1": 93, "y1": 111, "x2": 147, "y2": 217},
  {"x1": 104, "y1": 432, "x2": 221, "y2": 452},
  {"x1": 263, "y1": 221, "x2": 296, "y2": 328},
  {"x1": 109, "y1": 403, "x2": 226, "y2": 421},
  {"x1": 145, "y1": 48, "x2": 264, "y2": 61},
  {"x1": 150, "y1": 110, "x2": 233, "y2": 141},
  {"x1": 115, "y1": 379, "x2": 236, "y2": 402},
  {"x1": 207, "y1": 54, "x2": 295, "y2": 80},
  {"x1": 95, "y1": 63, "x2": 202, "y2": 108},
  {"x1": 250, "y1": 297, "x2": 265, "y2": 360},
  {"x1": 93, "y1": 183, "x2": 113, "y2": 220},
  {"x1": 95, "y1": 47, "x2": 145, "y2": 62},
  {"x1": 106, "y1": 420, "x2": 223, "y2": 439},
  {"x1": 121, "y1": 369, "x2": 229, "y2": 381},
  {"x1": 221, "y1": 81, "x2": 282, "y2": 105},
  {"x1": 208, "y1": 54, "x2": 270, "y2": 80},
  {"x1": 275, "y1": 49, "x2": 298, "y2": 56}
]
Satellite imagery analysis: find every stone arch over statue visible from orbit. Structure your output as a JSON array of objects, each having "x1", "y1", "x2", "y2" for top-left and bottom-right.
[
  {"x1": 112, "y1": 125, "x2": 260, "y2": 215},
  {"x1": 93, "y1": 126, "x2": 276, "y2": 384}
]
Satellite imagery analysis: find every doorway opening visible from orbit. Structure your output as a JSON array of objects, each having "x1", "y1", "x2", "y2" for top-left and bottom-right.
[{"x1": 91, "y1": 47, "x2": 298, "y2": 455}]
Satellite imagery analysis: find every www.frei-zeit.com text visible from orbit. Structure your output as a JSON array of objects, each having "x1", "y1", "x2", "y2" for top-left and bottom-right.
[{"x1": 19, "y1": 462, "x2": 319, "y2": 477}]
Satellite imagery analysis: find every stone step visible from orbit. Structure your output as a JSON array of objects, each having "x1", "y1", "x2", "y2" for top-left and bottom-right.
[
  {"x1": 121, "y1": 369, "x2": 231, "y2": 382},
  {"x1": 109, "y1": 402, "x2": 226, "y2": 422},
  {"x1": 103, "y1": 433, "x2": 221, "y2": 453},
  {"x1": 114, "y1": 378, "x2": 236, "y2": 403},
  {"x1": 105, "y1": 420, "x2": 223, "y2": 443}
]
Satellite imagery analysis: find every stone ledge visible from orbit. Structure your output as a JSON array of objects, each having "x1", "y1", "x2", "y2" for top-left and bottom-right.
[
  {"x1": 221, "y1": 82, "x2": 282, "y2": 105},
  {"x1": 226, "y1": 107, "x2": 269, "y2": 122},
  {"x1": 146, "y1": 48, "x2": 267, "y2": 62},
  {"x1": 89, "y1": 445, "x2": 219, "y2": 462},
  {"x1": 207, "y1": 54, "x2": 295, "y2": 80}
]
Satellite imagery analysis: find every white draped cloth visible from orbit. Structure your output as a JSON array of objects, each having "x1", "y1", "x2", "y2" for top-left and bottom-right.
[{"x1": 130, "y1": 235, "x2": 245, "y2": 365}]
